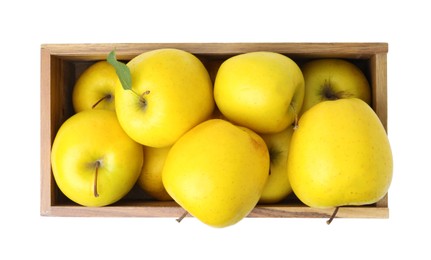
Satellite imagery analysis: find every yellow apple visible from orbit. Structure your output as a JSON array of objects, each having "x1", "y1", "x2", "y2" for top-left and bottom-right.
[
  {"x1": 214, "y1": 51, "x2": 304, "y2": 134},
  {"x1": 114, "y1": 48, "x2": 214, "y2": 148},
  {"x1": 51, "y1": 109, "x2": 143, "y2": 207},
  {"x1": 300, "y1": 59, "x2": 371, "y2": 115},
  {"x1": 287, "y1": 98, "x2": 393, "y2": 208},
  {"x1": 137, "y1": 145, "x2": 172, "y2": 201},
  {"x1": 162, "y1": 119, "x2": 270, "y2": 228},
  {"x1": 72, "y1": 61, "x2": 119, "y2": 112},
  {"x1": 259, "y1": 126, "x2": 294, "y2": 204}
]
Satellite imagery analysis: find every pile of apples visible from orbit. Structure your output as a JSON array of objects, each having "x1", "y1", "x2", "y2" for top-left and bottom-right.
[{"x1": 51, "y1": 48, "x2": 393, "y2": 228}]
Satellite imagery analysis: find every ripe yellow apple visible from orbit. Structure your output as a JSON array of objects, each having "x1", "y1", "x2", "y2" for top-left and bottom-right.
[
  {"x1": 214, "y1": 51, "x2": 304, "y2": 134},
  {"x1": 287, "y1": 98, "x2": 393, "y2": 208},
  {"x1": 300, "y1": 59, "x2": 371, "y2": 115},
  {"x1": 114, "y1": 48, "x2": 214, "y2": 148},
  {"x1": 72, "y1": 61, "x2": 119, "y2": 112},
  {"x1": 51, "y1": 109, "x2": 144, "y2": 207},
  {"x1": 162, "y1": 119, "x2": 270, "y2": 228},
  {"x1": 137, "y1": 145, "x2": 172, "y2": 201},
  {"x1": 259, "y1": 126, "x2": 294, "y2": 204}
]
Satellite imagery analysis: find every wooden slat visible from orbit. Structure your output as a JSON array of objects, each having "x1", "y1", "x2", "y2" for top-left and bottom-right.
[
  {"x1": 41, "y1": 42, "x2": 388, "y2": 60},
  {"x1": 40, "y1": 47, "x2": 53, "y2": 215},
  {"x1": 250, "y1": 205, "x2": 389, "y2": 219},
  {"x1": 43, "y1": 202, "x2": 388, "y2": 219},
  {"x1": 369, "y1": 52, "x2": 389, "y2": 209},
  {"x1": 370, "y1": 53, "x2": 388, "y2": 130}
]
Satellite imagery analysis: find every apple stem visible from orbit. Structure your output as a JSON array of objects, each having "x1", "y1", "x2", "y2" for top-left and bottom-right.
[
  {"x1": 140, "y1": 90, "x2": 151, "y2": 104},
  {"x1": 290, "y1": 104, "x2": 299, "y2": 130},
  {"x1": 176, "y1": 210, "x2": 188, "y2": 223},
  {"x1": 131, "y1": 90, "x2": 150, "y2": 108},
  {"x1": 326, "y1": 206, "x2": 339, "y2": 225},
  {"x1": 94, "y1": 161, "x2": 101, "y2": 198},
  {"x1": 92, "y1": 94, "x2": 112, "y2": 109}
]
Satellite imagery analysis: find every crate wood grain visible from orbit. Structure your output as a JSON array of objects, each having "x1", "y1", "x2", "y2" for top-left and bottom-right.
[{"x1": 41, "y1": 42, "x2": 389, "y2": 218}]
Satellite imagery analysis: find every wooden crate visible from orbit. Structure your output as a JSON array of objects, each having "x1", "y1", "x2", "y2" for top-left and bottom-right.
[{"x1": 40, "y1": 43, "x2": 389, "y2": 219}]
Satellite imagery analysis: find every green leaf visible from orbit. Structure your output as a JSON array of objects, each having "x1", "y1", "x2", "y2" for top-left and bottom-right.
[{"x1": 107, "y1": 50, "x2": 132, "y2": 91}]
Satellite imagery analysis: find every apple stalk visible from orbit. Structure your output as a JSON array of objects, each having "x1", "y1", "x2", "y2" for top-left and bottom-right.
[
  {"x1": 176, "y1": 210, "x2": 189, "y2": 223},
  {"x1": 92, "y1": 94, "x2": 112, "y2": 109},
  {"x1": 94, "y1": 161, "x2": 101, "y2": 198},
  {"x1": 326, "y1": 206, "x2": 339, "y2": 225},
  {"x1": 290, "y1": 104, "x2": 299, "y2": 130},
  {"x1": 321, "y1": 80, "x2": 353, "y2": 101}
]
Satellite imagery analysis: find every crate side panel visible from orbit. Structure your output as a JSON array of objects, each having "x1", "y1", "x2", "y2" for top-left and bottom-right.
[
  {"x1": 40, "y1": 48, "x2": 53, "y2": 215},
  {"x1": 41, "y1": 43, "x2": 389, "y2": 60},
  {"x1": 370, "y1": 53, "x2": 388, "y2": 130}
]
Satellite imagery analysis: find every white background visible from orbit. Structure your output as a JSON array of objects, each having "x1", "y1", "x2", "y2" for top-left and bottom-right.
[{"x1": 1, "y1": 0, "x2": 430, "y2": 259}]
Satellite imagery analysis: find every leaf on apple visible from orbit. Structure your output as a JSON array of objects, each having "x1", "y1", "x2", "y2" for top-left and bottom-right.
[{"x1": 107, "y1": 50, "x2": 132, "y2": 91}]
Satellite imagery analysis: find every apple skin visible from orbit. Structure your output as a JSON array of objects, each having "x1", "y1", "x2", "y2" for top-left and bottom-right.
[
  {"x1": 214, "y1": 51, "x2": 304, "y2": 134},
  {"x1": 72, "y1": 61, "x2": 119, "y2": 112},
  {"x1": 300, "y1": 59, "x2": 371, "y2": 115},
  {"x1": 287, "y1": 98, "x2": 393, "y2": 208},
  {"x1": 137, "y1": 145, "x2": 172, "y2": 201},
  {"x1": 259, "y1": 126, "x2": 294, "y2": 204},
  {"x1": 115, "y1": 48, "x2": 214, "y2": 148},
  {"x1": 51, "y1": 109, "x2": 144, "y2": 207},
  {"x1": 162, "y1": 119, "x2": 270, "y2": 228}
]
